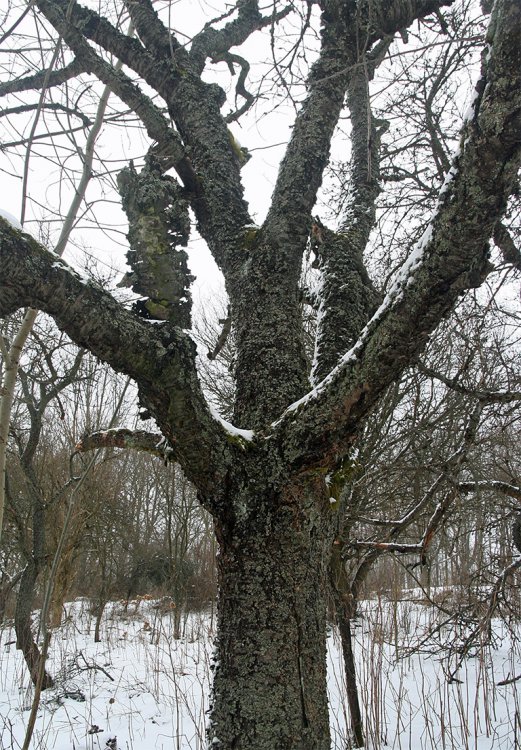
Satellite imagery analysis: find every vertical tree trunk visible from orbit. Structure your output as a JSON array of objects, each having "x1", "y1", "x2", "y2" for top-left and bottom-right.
[
  {"x1": 14, "y1": 560, "x2": 54, "y2": 689},
  {"x1": 337, "y1": 616, "x2": 364, "y2": 748},
  {"x1": 0, "y1": 570, "x2": 22, "y2": 623},
  {"x1": 14, "y1": 492, "x2": 53, "y2": 689},
  {"x1": 49, "y1": 552, "x2": 73, "y2": 628},
  {"x1": 93, "y1": 598, "x2": 107, "y2": 643},
  {"x1": 208, "y1": 479, "x2": 334, "y2": 750},
  {"x1": 329, "y1": 542, "x2": 365, "y2": 748}
]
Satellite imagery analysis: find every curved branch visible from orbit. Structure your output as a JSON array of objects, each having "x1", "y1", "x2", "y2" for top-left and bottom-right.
[
  {"x1": 356, "y1": 0, "x2": 453, "y2": 43},
  {"x1": 0, "y1": 220, "x2": 232, "y2": 496},
  {"x1": 219, "y1": 53, "x2": 255, "y2": 123},
  {"x1": 0, "y1": 102, "x2": 92, "y2": 126}
]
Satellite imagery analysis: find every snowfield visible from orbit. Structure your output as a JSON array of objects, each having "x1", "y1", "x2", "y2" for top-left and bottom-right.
[{"x1": 0, "y1": 596, "x2": 519, "y2": 749}]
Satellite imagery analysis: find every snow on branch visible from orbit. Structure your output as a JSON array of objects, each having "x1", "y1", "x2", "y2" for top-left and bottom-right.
[
  {"x1": 458, "y1": 480, "x2": 521, "y2": 502},
  {"x1": 269, "y1": 0, "x2": 521, "y2": 476},
  {"x1": 0, "y1": 218, "x2": 234, "y2": 497},
  {"x1": 76, "y1": 429, "x2": 174, "y2": 461}
]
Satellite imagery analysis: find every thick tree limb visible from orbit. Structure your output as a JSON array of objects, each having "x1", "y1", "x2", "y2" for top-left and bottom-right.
[
  {"x1": 270, "y1": 0, "x2": 521, "y2": 475},
  {"x1": 311, "y1": 44, "x2": 389, "y2": 382},
  {"x1": 263, "y1": 10, "x2": 353, "y2": 254},
  {"x1": 34, "y1": 0, "x2": 251, "y2": 267},
  {"x1": 123, "y1": 0, "x2": 183, "y2": 60},
  {"x1": 0, "y1": 221, "x2": 233, "y2": 497},
  {"x1": 190, "y1": 1, "x2": 260, "y2": 71},
  {"x1": 264, "y1": 0, "x2": 451, "y2": 255},
  {"x1": 458, "y1": 480, "x2": 521, "y2": 502},
  {"x1": 1, "y1": 0, "x2": 519, "y2": 494},
  {"x1": 189, "y1": 1, "x2": 292, "y2": 74}
]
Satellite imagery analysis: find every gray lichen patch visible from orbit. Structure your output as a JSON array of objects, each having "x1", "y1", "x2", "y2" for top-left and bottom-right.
[{"x1": 117, "y1": 156, "x2": 194, "y2": 327}]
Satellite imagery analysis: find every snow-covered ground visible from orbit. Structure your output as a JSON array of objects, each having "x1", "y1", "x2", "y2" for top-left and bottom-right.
[{"x1": 0, "y1": 596, "x2": 518, "y2": 749}]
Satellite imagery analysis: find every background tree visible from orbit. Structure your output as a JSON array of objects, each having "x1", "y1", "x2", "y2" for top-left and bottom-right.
[
  {"x1": 0, "y1": 1, "x2": 520, "y2": 748},
  {"x1": 4, "y1": 317, "x2": 85, "y2": 687}
]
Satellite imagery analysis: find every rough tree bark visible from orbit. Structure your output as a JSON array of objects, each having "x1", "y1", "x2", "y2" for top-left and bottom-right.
[{"x1": 0, "y1": 0, "x2": 520, "y2": 747}]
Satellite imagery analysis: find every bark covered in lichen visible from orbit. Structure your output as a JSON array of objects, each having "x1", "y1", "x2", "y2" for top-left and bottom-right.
[
  {"x1": 1, "y1": 0, "x2": 520, "y2": 747},
  {"x1": 0, "y1": 220, "x2": 232, "y2": 498},
  {"x1": 311, "y1": 52, "x2": 386, "y2": 383},
  {"x1": 271, "y1": 0, "x2": 521, "y2": 475},
  {"x1": 209, "y1": 470, "x2": 335, "y2": 750},
  {"x1": 117, "y1": 157, "x2": 193, "y2": 326}
]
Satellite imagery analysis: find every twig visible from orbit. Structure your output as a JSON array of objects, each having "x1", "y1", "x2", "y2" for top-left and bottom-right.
[
  {"x1": 78, "y1": 651, "x2": 115, "y2": 682},
  {"x1": 497, "y1": 673, "x2": 521, "y2": 686}
]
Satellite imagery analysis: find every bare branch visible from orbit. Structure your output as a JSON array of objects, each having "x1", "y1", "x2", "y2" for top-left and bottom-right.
[
  {"x1": 458, "y1": 480, "x2": 521, "y2": 502},
  {"x1": 448, "y1": 554, "x2": 521, "y2": 680},
  {"x1": 418, "y1": 362, "x2": 521, "y2": 403},
  {"x1": 0, "y1": 59, "x2": 86, "y2": 97},
  {"x1": 351, "y1": 401, "x2": 482, "y2": 567},
  {"x1": 0, "y1": 102, "x2": 92, "y2": 126},
  {"x1": 0, "y1": 3, "x2": 34, "y2": 46}
]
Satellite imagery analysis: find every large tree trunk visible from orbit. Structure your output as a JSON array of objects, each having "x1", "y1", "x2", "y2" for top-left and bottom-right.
[{"x1": 208, "y1": 477, "x2": 334, "y2": 750}]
